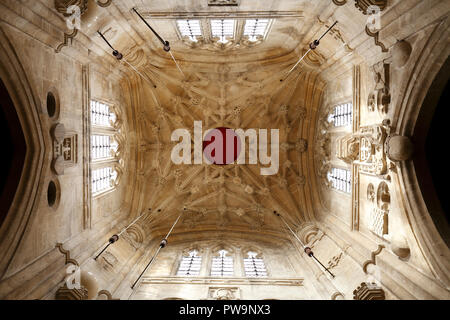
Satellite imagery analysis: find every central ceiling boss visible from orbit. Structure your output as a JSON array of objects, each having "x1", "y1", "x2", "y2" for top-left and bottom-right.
[{"x1": 171, "y1": 121, "x2": 280, "y2": 175}]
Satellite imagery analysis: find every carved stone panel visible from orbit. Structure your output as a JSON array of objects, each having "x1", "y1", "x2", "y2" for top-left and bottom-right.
[
  {"x1": 337, "y1": 134, "x2": 359, "y2": 164},
  {"x1": 208, "y1": 287, "x2": 241, "y2": 300},
  {"x1": 357, "y1": 124, "x2": 390, "y2": 176},
  {"x1": 367, "y1": 62, "x2": 390, "y2": 114},
  {"x1": 61, "y1": 134, "x2": 78, "y2": 165},
  {"x1": 208, "y1": 0, "x2": 239, "y2": 6},
  {"x1": 52, "y1": 125, "x2": 78, "y2": 175}
]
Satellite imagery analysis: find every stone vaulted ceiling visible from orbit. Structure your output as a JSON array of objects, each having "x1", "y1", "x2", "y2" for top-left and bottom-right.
[
  {"x1": 129, "y1": 59, "x2": 323, "y2": 238},
  {"x1": 83, "y1": 0, "x2": 352, "y2": 237}
]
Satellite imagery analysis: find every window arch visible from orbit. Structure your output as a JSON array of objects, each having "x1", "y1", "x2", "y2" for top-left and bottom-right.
[
  {"x1": 176, "y1": 250, "x2": 202, "y2": 276},
  {"x1": 90, "y1": 99, "x2": 122, "y2": 197},
  {"x1": 243, "y1": 251, "x2": 267, "y2": 278},
  {"x1": 210, "y1": 249, "x2": 234, "y2": 277}
]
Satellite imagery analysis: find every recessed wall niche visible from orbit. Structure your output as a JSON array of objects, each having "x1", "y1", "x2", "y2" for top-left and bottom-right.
[
  {"x1": 47, "y1": 179, "x2": 61, "y2": 209},
  {"x1": 46, "y1": 89, "x2": 60, "y2": 120}
]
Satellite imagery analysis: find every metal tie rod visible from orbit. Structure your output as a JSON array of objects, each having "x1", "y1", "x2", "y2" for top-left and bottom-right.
[
  {"x1": 131, "y1": 211, "x2": 184, "y2": 289},
  {"x1": 274, "y1": 211, "x2": 335, "y2": 278},
  {"x1": 132, "y1": 7, "x2": 170, "y2": 52},
  {"x1": 94, "y1": 209, "x2": 151, "y2": 261},
  {"x1": 281, "y1": 21, "x2": 338, "y2": 82}
]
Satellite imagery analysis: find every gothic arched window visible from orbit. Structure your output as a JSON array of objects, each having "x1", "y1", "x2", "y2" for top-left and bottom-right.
[
  {"x1": 176, "y1": 250, "x2": 202, "y2": 276},
  {"x1": 210, "y1": 19, "x2": 235, "y2": 44},
  {"x1": 90, "y1": 100, "x2": 122, "y2": 197},
  {"x1": 243, "y1": 251, "x2": 267, "y2": 278},
  {"x1": 328, "y1": 103, "x2": 353, "y2": 127},
  {"x1": 211, "y1": 249, "x2": 234, "y2": 277},
  {"x1": 176, "y1": 19, "x2": 202, "y2": 42},
  {"x1": 90, "y1": 100, "x2": 116, "y2": 127},
  {"x1": 91, "y1": 167, "x2": 118, "y2": 195},
  {"x1": 243, "y1": 19, "x2": 270, "y2": 42},
  {"x1": 327, "y1": 167, "x2": 352, "y2": 193},
  {"x1": 91, "y1": 135, "x2": 118, "y2": 161}
]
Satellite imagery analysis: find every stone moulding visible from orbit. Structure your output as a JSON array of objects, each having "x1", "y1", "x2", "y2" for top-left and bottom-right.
[
  {"x1": 208, "y1": 0, "x2": 239, "y2": 6},
  {"x1": 365, "y1": 25, "x2": 389, "y2": 53},
  {"x1": 0, "y1": 28, "x2": 45, "y2": 280},
  {"x1": 141, "y1": 277, "x2": 304, "y2": 286},
  {"x1": 55, "y1": 29, "x2": 78, "y2": 53},
  {"x1": 362, "y1": 244, "x2": 384, "y2": 273},
  {"x1": 55, "y1": 243, "x2": 79, "y2": 266}
]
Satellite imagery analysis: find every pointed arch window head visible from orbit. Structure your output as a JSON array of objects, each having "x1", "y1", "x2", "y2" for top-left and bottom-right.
[
  {"x1": 211, "y1": 249, "x2": 234, "y2": 277},
  {"x1": 244, "y1": 251, "x2": 267, "y2": 278},
  {"x1": 177, "y1": 19, "x2": 202, "y2": 42},
  {"x1": 211, "y1": 19, "x2": 235, "y2": 43},
  {"x1": 327, "y1": 167, "x2": 352, "y2": 193},
  {"x1": 177, "y1": 250, "x2": 202, "y2": 276},
  {"x1": 244, "y1": 19, "x2": 270, "y2": 42}
]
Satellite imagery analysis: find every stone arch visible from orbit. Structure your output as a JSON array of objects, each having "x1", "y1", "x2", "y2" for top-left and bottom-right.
[
  {"x1": 0, "y1": 78, "x2": 26, "y2": 227},
  {"x1": 207, "y1": 243, "x2": 236, "y2": 277},
  {"x1": 0, "y1": 27, "x2": 45, "y2": 279},
  {"x1": 392, "y1": 20, "x2": 450, "y2": 285},
  {"x1": 172, "y1": 245, "x2": 205, "y2": 276},
  {"x1": 210, "y1": 243, "x2": 236, "y2": 256},
  {"x1": 240, "y1": 246, "x2": 264, "y2": 259}
]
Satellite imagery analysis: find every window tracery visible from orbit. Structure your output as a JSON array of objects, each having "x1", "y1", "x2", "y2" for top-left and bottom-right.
[
  {"x1": 177, "y1": 250, "x2": 202, "y2": 276},
  {"x1": 176, "y1": 18, "x2": 272, "y2": 49},
  {"x1": 327, "y1": 167, "x2": 352, "y2": 193},
  {"x1": 211, "y1": 249, "x2": 234, "y2": 277},
  {"x1": 243, "y1": 251, "x2": 267, "y2": 278},
  {"x1": 328, "y1": 103, "x2": 353, "y2": 127},
  {"x1": 90, "y1": 99, "x2": 123, "y2": 197}
]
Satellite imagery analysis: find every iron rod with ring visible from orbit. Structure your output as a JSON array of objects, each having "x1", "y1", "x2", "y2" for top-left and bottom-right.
[
  {"x1": 94, "y1": 210, "x2": 151, "y2": 261},
  {"x1": 133, "y1": 7, "x2": 170, "y2": 52},
  {"x1": 131, "y1": 211, "x2": 184, "y2": 289},
  {"x1": 274, "y1": 211, "x2": 335, "y2": 278},
  {"x1": 281, "y1": 21, "x2": 338, "y2": 81}
]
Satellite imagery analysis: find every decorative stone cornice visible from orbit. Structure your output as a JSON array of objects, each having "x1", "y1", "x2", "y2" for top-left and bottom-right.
[{"x1": 141, "y1": 276, "x2": 304, "y2": 286}]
